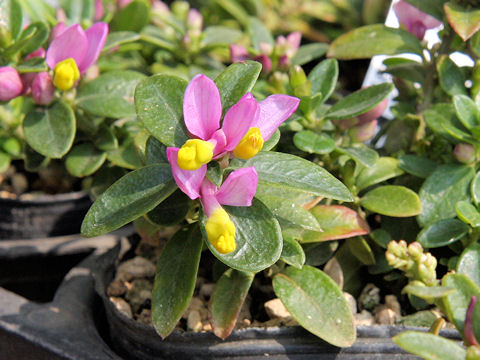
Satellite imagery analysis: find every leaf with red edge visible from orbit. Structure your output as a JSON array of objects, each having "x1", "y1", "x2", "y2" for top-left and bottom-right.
[
  {"x1": 300, "y1": 205, "x2": 370, "y2": 243},
  {"x1": 444, "y1": 2, "x2": 480, "y2": 41}
]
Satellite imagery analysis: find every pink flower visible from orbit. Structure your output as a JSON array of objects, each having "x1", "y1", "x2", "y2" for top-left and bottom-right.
[
  {"x1": 46, "y1": 22, "x2": 108, "y2": 90},
  {"x1": 0, "y1": 67, "x2": 23, "y2": 102},
  {"x1": 200, "y1": 167, "x2": 258, "y2": 254},
  {"x1": 32, "y1": 72, "x2": 55, "y2": 105},
  {"x1": 229, "y1": 44, "x2": 249, "y2": 62},
  {"x1": 166, "y1": 74, "x2": 299, "y2": 200},
  {"x1": 393, "y1": 1, "x2": 442, "y2": 40}
]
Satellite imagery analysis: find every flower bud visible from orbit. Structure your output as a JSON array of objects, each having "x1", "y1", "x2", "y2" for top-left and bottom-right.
[
  {"x1": 187, "y1": 9, "x2": 203, "y2": 31},
  {"x1": 393, "y1": 0, "x2": 442, "y2": 40},
  {"x1": 94, "y1": 0, "x2": 105, "y2": 21},
  {"x1": 32, "y1": 72, "x2": 55, "y2": 105},
  {"x1": 171, "y1": 1, "x2": 190, "y2": 20},
  {"x1": 289, "y1": 65, "x2": 310, "y2": 97},
  {"x1": 277, "y1": 54, "x2": 290, "y2": 71},
  {"x1": 357, "y1": 97, "x2": 388, "y2": 125},
  {"x1": 258, "y1": 42, "x2": 273, "y2": 56},
  {"x1": 25, "y1": 48, "x2": 46, "y2": 60},
  {"x1": 407, "y1": 242, "x2": 423, "y2": 260},
  {"x1": 454, "y1": 143, "x2": 476, "y2": 164},
  {"x1": 0, "y1": 67, "x2": 23, "y2": 102},
  {"x1": 349, "y1": 119, "x2": 378, "y2": 142},
  {"x1": 254, "y1": 54, "x2": 272, "y2": 75},
  {"x1": 230, "y1": 44, "x2": 249, "y2": 63},
  {"x1": 467, "y1": 346, "x2": 480, "y2": 360}
]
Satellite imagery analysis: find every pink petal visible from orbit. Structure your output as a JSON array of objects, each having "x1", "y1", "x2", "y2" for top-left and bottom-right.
[
  {"x1": 254, "y1": 54, "x2": 272, "y2": 74},
  {"x1": 77, "y1": 22, "x2": 108, "y2": 73},
  {"x1": 200, "y1": 179, "x2": 221, "y2": 217},
  {"x1": 183, "y1": 74, "x2": 222, "y2": 140},
  {"x1": 393, "y1": 1, "x2": 441, "y2": 40},
  {"x1": 230, "y1": 44, "x2": 249, "y2": 62},
  {"x1": 216, "y1": 167, "x2": 258, "y2": 207},
  {"x1": 94, "y1": 0, "x2": 105, "y2": 21},
  {"x1": 51, "y1": 22, "x2": 66, "y2": 40},
  {"x1": 255, "y1": 95, "x2": 300, "y2": 141},
  {"x1": 222, "y1": 92, "x2": 258, "y2": 151},
  {"x1": 286, "y1": 31, "x2": 301, "y2": 52},
  {"x1": 25, "y1": 48, "x2": 46, "y2": 60},
  {"x1": 210, "y1": 129, "x2": 227, "y2": 157},
  {"x1": 166, "y1": 147, "x2": 206, "y2": 200},
  {"x1": 46, "y1": 24, "x2": 88, "y2": 69}
]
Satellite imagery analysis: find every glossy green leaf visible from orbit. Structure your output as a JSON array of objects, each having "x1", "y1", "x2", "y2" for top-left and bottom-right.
[
  {"x1": 215, "y1": 61, "x2": 261, "y2": 115},
  {"x1": 308, "y1": 58, "x2": 338, "y2": 101},
  {"x1": 418, "y1": 218, "x2": 469, "y2": 248},
  {"x1": 418, "y1": 165, "x2": 474, "y2": 226},
  {"x1": 210, "y1": 269, "x2": 254, "y2": 339},
  {"x1": 402, "y1": 284, "x2": 456, "y2": 300},
  {"x1": 336, "y1": 145, "x2": 379, "y2": 167},
  {"x1": 445, "y1": 2, "x2": 480, "y2": 41},
  {"x1": 63, "y1": 0, "x2": 94, "y2": 23},
  {"x1": 81, "y1": 164, "x2": 176, "y2": 237},
  {"x1": 472, "y1": 171, "x2": 480, "y2": 206},
  {"x1": 262, "y1": 129, "x2": 280, "y2": 151},
  {"x1": 291, "y1": 43, "x2": 329, "y2": 66},
  {"x1": 135, "y1": 74, "x2": 189, "y2": 147},
  {"x1": 245, "y1": 152, "x2": 353, "y2": 202},
  {"x1": 327, "y1": 24, "x2": 423, "y2": 59},
  {"x1": 394, "y1": 331, "x2": 466, "y2": 360},
  {"x1": 302, "y1": 205, "x2": 369, "y2": 242},
  {"x1": 65, "y1": 143, "x2": 106, "y2": 177},
  {"x1": 9, "y1": 22, "x2": 48, "y2": 57},
  {"x1": 94, "y1": 125, "x2": 118, "y2": 151},
  {"x1": 356, "y1": 157, "x2": 404, "y2": 191},
  {"x1": 281, "y1": 232, "x2": 306, "y2": 269},
  {"x1": 201, "y1": 199, "x2": 282, "y2": 273},
  {"x1": 23, "y1": 101, "x2": 76, "y2": 159},
  {"x1": 152, "y1": 225, "x2": 203, "y2": 338},
  {"x1": 0, "y1": 0, "x2": 22, "y2": 39},
  {"x1": 273, "y1": 266, "x2": 356, "y2": 347},
  {"x1": 145, "y1": 136, "x2": 167, "y2": 165},
  {"x1": 102, "y1": 31, "x2": 140, "y2": 53},
  {"x1": 247, "y1": 17, "x2": 273, "y2": 50},
  {"x1": 90, "y1": 166, "x2": 126, "y2": 199},
  {"x1": 304, "y1": 241, "x2": 338, "y2": 266},
  {"x1": 360, "y1": 185, "x2": 421, "y2": 217},
  {"x1": 369, "y1": 228, "x2": 391, "y2": 248},
  {"x1": 16, "y1": 57, "x2": 48, "y2": 73},
  {"x1": 454, "y1": 95, "x2": 480, "y2": 130},
  {"x1": 77, "y1": 71, "x2": 145, "y2": 118},
  {"x1": 111, "y1": 0, "x2": 150, "y2": 32},
  {"x1": 16, "y1": 0, "x2": 55, "y2": 25},
  {"x1": 398, "y1": 155, "x2": 438, "y2": 178},
  {"x1": 293, "y1": 130, "x2": 335, "y2": 155},
  {"x1": 146, "y1": 189, "x2": 190, "y2": 226},
  {"x1": 107, "y1": 137, "x2": 143, "y2": 170},
  {"x1": 202, "y1": 26, "x2": 242, "y2": 48},
  {"x1": 442, "y1": 273, "x2": 480, "y2": 332},
  {"x1": 457, "y1": 243, "x2": 480, "y2": 288},
  {"x1": 423, "y1": 104, "x2": 463, "y2": 142},
  {"x1": 437, "y1": 55, "x2": 467, "y2": 96},
  {"x1": 456, "y1": 200, "x2": 480, "y2": 227},
  {"x1": 347, "y1": 237, "x2": 375, "y2": 265},
  {"x1": 326, "y1": 83, "x2": 394, "y2": 120}
]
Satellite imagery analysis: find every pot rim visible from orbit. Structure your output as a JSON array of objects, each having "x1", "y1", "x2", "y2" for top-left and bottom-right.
[{"x1": 0, "y1": 190, "x2": 89, "y2": 205}]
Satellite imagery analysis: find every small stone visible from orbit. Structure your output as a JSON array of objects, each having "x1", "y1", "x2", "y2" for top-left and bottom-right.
[
  {"x1": 187, "y1": 310, "x2": 203, "y2": 332},
  {"x1": 116, "y1": 256, "x2": 156, "y2": 282},
  {"x1": 107, "y1": 279, "x2": 127, "y2": 297},
  {"x1": 11, "y1": 173, "x2": 28, "y2": 195},
  {"x1": 125, "y1": 279, "x2": 153, "y2": 314},
  {"x1": 202, "y1": 322, "x2": 212, "y2": 331},
  {"x1": 265, "y1": 298, "x2": 291, "y2": 320},
  {"x1": 110, "y1": 297, "x2": 132, "y2": 318},
  {"x1": 385, "y1": 295, "x2": 401, "y2": 317},
  {"x1": 354, "y1": 310, "x2": 374, "y2": 326},
  {"x1": 199, "y1": 283, "x2": 215, "y2": 299},
  {"x1": 136, "y1": 309, "x2": 153, "y2": 326},
  {"x1": 343, "y1": 292, "x2": 357, "y2": 314},
  {"x1": 358, "y1": 283, "x2": 381, "y2": 311},
  {"x1": 183, "y1": 297, "x2": 208, "y2": 320},
  {"x1": 374, "y1": 305, "x2": 398, "y2": 325}
]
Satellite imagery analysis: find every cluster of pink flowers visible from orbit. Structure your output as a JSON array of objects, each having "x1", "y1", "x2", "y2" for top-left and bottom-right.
[{"x1": 0, "y1": 22, "x2": 108, "y2": 105}]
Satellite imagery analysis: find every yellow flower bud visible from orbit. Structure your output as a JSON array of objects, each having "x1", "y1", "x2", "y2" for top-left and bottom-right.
[
  {"x1": 177, "y1": 139, "x2": 214, "y2": 170},
  {"x1": 205, "y1": 208, "x2": 236, "y2": 254},
  {"x1": 53, "y1": 58, "x2": 80, "y2": 91},
  {"x1": 233, "y1": 127, "x2": 264, "y2": 160}
]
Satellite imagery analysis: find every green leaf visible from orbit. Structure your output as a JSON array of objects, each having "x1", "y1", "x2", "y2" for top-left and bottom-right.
[
  {"x1": 201, "y1": 26, "x2": 242, "y2": 48},
  {"x1": 326, "y1": 83, "x2": 394, "y2": 120},
  {"x1": 472, "y1": 171, "x2": 480, "y2": 206},
  {"x1": 262, "y1": 128, "x2": 280, "y2": 151},
  {"x1": 65, "y1": 143, "x2": 106, "y2": 177},
  {"x1": 23, "y1": 101, "x2": 76, "y2": 159},
  {"x1": 63, "y1": 0, "x2": 94, "y2": 23},
  {"x1": 102, "y1": 31, "x2": 141, "y2": 53},
  {"x1": 418, "y1": 165, "x2": 474, "y2": 226},
  {"x1": 111, "y1": 0, "x2": 150, "y2": 32},
  {"x1": 145, "y1": 136, "x2": 167, "y2": 164},
  {"x1": 304, "y1": 241, "x2": 338, "y2": 266},
  {"x1": 336, "y1": 145, "x2": 379, "y2": 167},
  {"x1": 393, "y1": 331, "x2": 466, "y2": 360},
  {"x1": 273, "y1": 266, "x2": 356, "y2": 347},
  {"x1": 417, "y1": 218, "x2": 469, "y2": 248},
  {"x1": 281, "y1": 232, "x2": 306, "y2": 269},
  {"x1": 444, "y1": 2, "x2": 480, "y2": 41},
  {"x1": 201, "y1": 199, "x2": 282, "y2": 273},
  {"x1": 215, "y1": 61, "x2": 261, "y2": 115},
  {"x1": 327, "y1": 24, "x2": 423, "y2": 59},
  {"x1": 244, "y1": 152, "x2": 353, "y2": 202},
  {"x1": 81, "y1": 164, "x2": 177, "y2": 237},
  {"x1": 442, "y1": 273, "x2": 480, "y2": 332},
  {"x1": 213, "y1": 0, "x2": 249, "y2": 26},
  {"x1": 77, "y1": 71, "x2": 146, "y2": 118},
  {"x1": 423, "y1": 104, "x2": 462, "y2": 142},
  {"x1": 291, "y1": 43, "x2": 329, "y2": 66},
  {"x1": 146, "y1": 189, "x2": 190, "y2": 226},
  {"x1": 152, "y1": 225, "x2": 203, "y2": 338},
  {"x1": 398, "y1": 155, "x2": 438, "y2": 178},
  {"x1": 206, "y1": 161, "x2": 223, "y2": 188},
  {"x1": 356, "y1": 157, "x2": 404, "y2": 191},
  {"x1": 437, "y1": 55, "x2": 467, "y2": 96},
  {"x1": 347, "y1": 237, "x2": 375, "y2": 265},
  {"x1": 210, "y1": 269, "x2": 254, "y2": 339},
  {"x1": 0, "y1": 152, "x2": 11, "y2": 173},
  {"x1": 457, "y1": 243, "x2": 480, "y2": 288},
  {"x1": 18, "y1": 21, "x2": 48, "y2": 56},
  {"x1": 403, "y1": 284, "x2": 456, "y2": 300},
  {"x1": 0, "y1": 0, "x2": 22, "y2": 40},
  {"x1": 453, "y1": 95, "x2": 480, "y2": 130},
  {"x1": 301, "y1": 205, "x2": 369, "y2": 242},
  {"x1": 360, "y1": 185, "x2": 421, "y2": 217},
  {"x1": 16, "y1": 0, "x2": 55, "y2": 25},
  {"x1": 369, "y1": 228, "x2": 391, "y2": 248},
  {"x1": 135, "y1": 74, "x2": 189, "y2": 147},
  {"x1": 107, "y1": 137, "x2": 143, "y2": 170},
  {"x1": 16, "y1": 57, "x2": 48, "y2": 73},
  {"x1": 94, "y1": 124, "x2": 118, "y2": 151},
  {"x1": 247, "y1": 16, "x2": 274, "y2": 51},
  {"x1": 308, "y1": 58, "x2": 338, "y2": 101},
  {"x1": 293, "y1": 130, "x2": 335, "y2": 155},
  {"x1": 456, "y1": 200, "x2": 480, "y2": 227}
]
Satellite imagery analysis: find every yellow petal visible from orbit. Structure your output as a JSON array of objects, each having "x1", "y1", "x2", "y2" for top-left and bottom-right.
[
  {"x1": 177, "y1": 139, "x2": 214, "y2": 170},
  {"x1": 233, "y1": 127, "x2": 264, "y2": 160},
  {"x1": 205, "y1": 208, "x2": 236, "y2": 254},
  {"x1": 53, "y1": 58, "x2": 80, "y2": 91}
]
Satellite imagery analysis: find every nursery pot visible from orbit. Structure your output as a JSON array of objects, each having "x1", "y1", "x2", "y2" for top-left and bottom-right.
[
  {"x1": 94, "y1": 245, "x2": 461, "y2": 360},
  {"x1": 0, "y1": 191, "x2": 91, "y2": 240}
]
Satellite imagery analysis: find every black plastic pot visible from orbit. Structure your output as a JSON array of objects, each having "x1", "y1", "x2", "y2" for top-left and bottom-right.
[
  {"x1": 94, "y1": 245, "x2": 462, "y2": 360},
  {"x1": 0, "y1": 191, "x2": 91, "y2": 240}
]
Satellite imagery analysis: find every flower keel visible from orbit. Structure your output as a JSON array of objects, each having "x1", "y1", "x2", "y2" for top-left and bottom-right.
[
  {"x1": 177, "y1": 139, "x2": 214, "y2": 170},
  {"x1": 53, "y1": 58, "x2": 80, "y2": 91},
  {"x1": 205, "y1": 207, "x2": 236, "y2": 254},
  {"x1": 233, "y1": 127, "x2": 264, "y2": 159}
]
